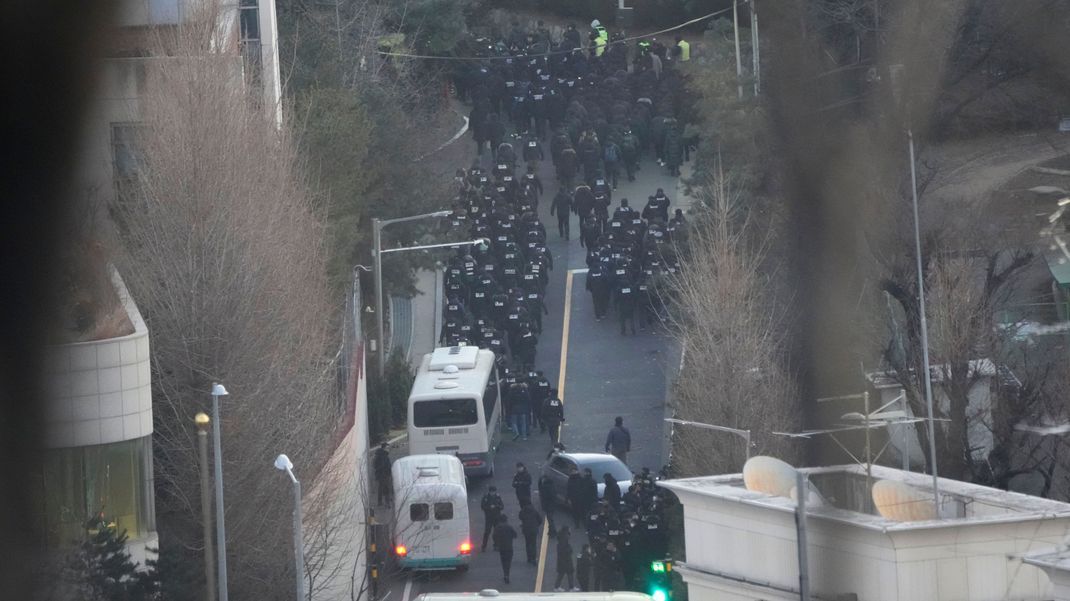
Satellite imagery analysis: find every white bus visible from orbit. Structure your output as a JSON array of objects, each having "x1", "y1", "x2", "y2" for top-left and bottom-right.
[
  {"x1": 391, "y1": 454, "x2": 471, "y2": 571},
  {"x1": 407, "y1": 346, "x2": 502, "y2": 477}
]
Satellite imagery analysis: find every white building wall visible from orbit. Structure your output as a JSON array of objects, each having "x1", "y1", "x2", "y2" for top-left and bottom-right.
[
  {"x1": 43, "y1": 271, "x2": 153, "y2": 449},
  {"x1": 666, "y1": 470, "x2": 1068, "y2": 601},
  {"x1": 303, "y1": 346, "x2": 370, "y2": 601},
  {"x1": 258, "y1": 0, "x2": 283, "y2": 127}
]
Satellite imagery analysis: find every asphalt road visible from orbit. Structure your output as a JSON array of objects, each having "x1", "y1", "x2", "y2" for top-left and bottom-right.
[{"x1": 378, "y1": 133, "x2": 682, "y2": 601}]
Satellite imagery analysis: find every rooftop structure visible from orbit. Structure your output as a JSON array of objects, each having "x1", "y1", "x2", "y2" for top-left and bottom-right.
[
  {"x1": 660, "y1": 463, "x2": 1070, "y2": 601},
  {"x1": 864, "y1": 360, "x2": 1010, "y2": 469}
]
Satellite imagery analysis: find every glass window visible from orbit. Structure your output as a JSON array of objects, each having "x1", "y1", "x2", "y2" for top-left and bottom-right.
[
  {"x1": 111, "y1": 123, "x2": 144, "y2": 182},
  {"x1": 34, "y1": 437, "x2": 153, "y2": 548},
  {"x1": 239, "y1": 1, "x2": 260, "y2": 41},
  {"x1": 410, "y1": 503, "x2": 429, "y2": 522},
  {"x1": 584, "y1": 460, "x2": 633, "y2": 482},
  {"x1": 413, "y1": 398, "x2": 478, "y2": 427},
  {"x1": 551, "y1": 457, "x2": 573, "y2": 473},
  {"x1": 434, "y1": 502, "x2": 454, "y2": 520},
  {"x1": 111, "y1": 123, "x2": 145, "y2": 202}
]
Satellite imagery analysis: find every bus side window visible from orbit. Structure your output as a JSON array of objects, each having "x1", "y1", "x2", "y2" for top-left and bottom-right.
[
  {"x1": 410, "y1": 503, "x2": 429, "y2": 522},
  {"x1": 434, "y1": 502, "x2": 454, "y2": 520},
  {"x1": 482, "y1": 380, "x2": 498, "y2": 430}
]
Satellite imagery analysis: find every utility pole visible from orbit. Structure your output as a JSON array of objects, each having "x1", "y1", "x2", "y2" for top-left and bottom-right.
[
  {"x1": 210, "y1": 384, "x2": 230, "y2": 601},
  {"x1": 908, "y1": 128, "x2": 941, "y2": 518},
  {"x1": 750, "y1": 0, "x2": 760, "y2": 95},
  {"x1": 733, "y1": 0, "x2": 744, "y2": 100},
  {"x1": 795, "y1": 471, "x2": 810, "y2": 601},
  {"x1": 195, "y1": 413, "x2": 216, "y2": 601},
  {"x1": 372, "y1": 217, "x2": 384, "y2": 379}
]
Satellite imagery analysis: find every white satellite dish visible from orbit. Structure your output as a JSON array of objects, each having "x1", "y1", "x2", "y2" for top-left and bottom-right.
[
  {"x1": 743, "y1": 456, "x2": 827, "y2": 507},
  {"x1": 872, "y1": 479, "x2": 937, "y2": 522},
  {"x1": 743, "y1": 456, "x2": 797, "y2": 498}
]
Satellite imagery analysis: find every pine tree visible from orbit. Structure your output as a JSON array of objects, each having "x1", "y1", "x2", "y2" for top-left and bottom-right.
[{"x1": 77, "y1": 516, "x2": 157, "y2": 601}]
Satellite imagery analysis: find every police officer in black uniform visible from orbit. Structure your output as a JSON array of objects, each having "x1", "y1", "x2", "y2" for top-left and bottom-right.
[
  {"x1": 542, "y1": 389, "x2": 564, "y2": 445},
  {"x1": 481, "y1": 486, "x2": 505, "y2": 552},
  {"x1": 550, "y1": 186, "x2": 573, "y2": 239}
]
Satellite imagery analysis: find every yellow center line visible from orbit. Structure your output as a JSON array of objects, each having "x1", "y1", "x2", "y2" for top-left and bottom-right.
[{"x1": 535, "y1": 268, "x2": 575, "y2": 592}]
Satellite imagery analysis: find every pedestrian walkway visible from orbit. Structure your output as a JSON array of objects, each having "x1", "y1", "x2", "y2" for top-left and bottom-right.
[
  {"x1": 383, "y1": 269, "x2": 442, "y2": 371},
  {"x1": 388, "y1": 294, "x2": 413, "y2": 360}
]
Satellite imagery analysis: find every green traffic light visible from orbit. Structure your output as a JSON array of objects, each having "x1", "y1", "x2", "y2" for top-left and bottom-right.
[
  {"x1": 650, "y1": 561, "x2": 665, "y2": 573},
  {"x1": 652, "y1": 589, "x2": 668, "y2": 601}
]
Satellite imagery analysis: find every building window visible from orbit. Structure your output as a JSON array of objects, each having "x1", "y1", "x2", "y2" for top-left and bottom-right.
[
  {"x1": 111, "y1": 123, "x2": 144, "y2": 203},
  {"x1": 239, "y1": 0, "x2": 263, "y2": 94},
  {"x1": 34, "y1": 437, "x2": 154, "y2": 548}
]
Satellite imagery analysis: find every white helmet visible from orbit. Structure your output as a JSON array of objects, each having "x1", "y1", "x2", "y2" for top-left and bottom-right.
[{"x1": 591, "y1": 19, "x2": 601, "y2": 29}]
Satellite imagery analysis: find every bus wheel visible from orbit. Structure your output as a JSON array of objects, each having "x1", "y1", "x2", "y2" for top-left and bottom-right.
[{"x1": 457, "y1": 564, "x2": 469, "y2": 573}]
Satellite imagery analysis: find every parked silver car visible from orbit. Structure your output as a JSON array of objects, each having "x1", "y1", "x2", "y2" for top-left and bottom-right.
[{"x1": 541, "y1": 452, "x2": 632, "y2": 506}]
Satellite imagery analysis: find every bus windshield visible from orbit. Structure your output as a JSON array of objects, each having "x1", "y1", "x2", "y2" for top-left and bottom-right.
[{"x1": 413, "y1": 398, "x2": 479, "y2": 427}]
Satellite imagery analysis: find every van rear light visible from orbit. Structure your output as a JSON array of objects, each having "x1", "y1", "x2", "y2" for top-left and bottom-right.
[
  {"x1": 395, "y1": 545, "x2": 408, "y2": 557},
  {"x1": 462, "y1": 459, "x2": 485, "y2": 467},
  {"x1": 459, "y1": 541, "x2": 472, "y2": 554}
]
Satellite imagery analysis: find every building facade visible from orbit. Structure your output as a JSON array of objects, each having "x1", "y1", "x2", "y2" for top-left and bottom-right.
[
  {"x1": 661, "y1": 464, "x2": 1070, "y2": 601},
  {"x1": 40, "y1": 0, "x2": 284, "y2": 563},
  {"x1": 37, "y1": 270, "x2": 158, "y2": 565},
  {"x1": 76, "y1": 0, "x2": 283, "y2": 214}
]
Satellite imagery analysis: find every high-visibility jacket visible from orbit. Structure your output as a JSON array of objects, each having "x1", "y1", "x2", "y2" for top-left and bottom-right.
[
  {"x1": 677, "y1": 39, "x2": 690, "y2": 61},
  {"x1": 594, "y1": 36, "x2": 607, "y2": 57},
  {"x1": 594, "y1": 25, "x2": 608, "y2": 43}
]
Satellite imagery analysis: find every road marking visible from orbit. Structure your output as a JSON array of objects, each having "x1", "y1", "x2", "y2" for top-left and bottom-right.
[
  {"x1": 557, "y1": 269, "x2": 576, "y2": 401},
  {"x1": 412, "y1": 113, "x2": 470, "y2": 162},
  {"x1": 535, "y1": 268, "x2": 577, "y2": 592},
  {"x1": 401, "y1": 577, "x2": 413, "y2": 601}
]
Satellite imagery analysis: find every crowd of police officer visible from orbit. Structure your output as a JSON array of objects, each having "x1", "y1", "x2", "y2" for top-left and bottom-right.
[
  {"x1": 568, "y1": 465, "x2": 674, "y2": 592},
  {"x1": 477, "y1": 458, "x2": 675, "y2": 590},
  {"x1": 435, "y1": 18, "x2": 688, "y2": 587}
]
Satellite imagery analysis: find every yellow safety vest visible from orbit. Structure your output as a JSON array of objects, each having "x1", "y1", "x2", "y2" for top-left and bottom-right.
[
  {"x1": 595, "y1": 36, "x2": 607, "y2": 57},
  {"x1": 677, "y1": 39, "x2": 690, "y2": 62},
  {"x1": 595, "y1": 26, "x2": 608, "y2": 42}
]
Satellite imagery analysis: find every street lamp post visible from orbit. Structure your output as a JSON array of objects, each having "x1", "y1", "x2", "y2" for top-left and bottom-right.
[
  {"x1": 274, "y1": 454, "x2": 305, "y2": 601},
  {"x1": 664, "y1": 418, "x2": 752, "y2": 462},
  {"x1": 195, "y1": 413, "x2": 216, "y2": 601},
  {"x1": 908, "y1": 129, "x2": 941, "y2": 517},
  {"x1": 732, "y1": 0, "x2": 744, "y2": 100},
  {"x1": 371, "y1": 211, "x2": 453, "y2": 378},
  {"x1": 210, "y1": 383, "x2": 230, "y2": 601}
]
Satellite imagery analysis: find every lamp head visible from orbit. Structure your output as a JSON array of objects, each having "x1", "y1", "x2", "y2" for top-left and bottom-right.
[
  {"x1": 211, "y1": 383, "x2": 229, "y2": 397},
  {"x1": 194, "y1": 412, "x2": 210, "y2": 430},
  {"x1": 274, "y1": 454, "x2": 294, "y2": 471}
]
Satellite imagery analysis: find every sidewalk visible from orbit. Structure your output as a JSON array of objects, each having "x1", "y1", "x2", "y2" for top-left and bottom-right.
[{"x1": 405, "y1": 268, "x2": 441, "y2": 370}]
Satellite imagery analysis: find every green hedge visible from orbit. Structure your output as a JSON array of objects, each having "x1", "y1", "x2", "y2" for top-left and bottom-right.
[{"x1": 367, "y1": 349, "x2": 414, "y2": 441}]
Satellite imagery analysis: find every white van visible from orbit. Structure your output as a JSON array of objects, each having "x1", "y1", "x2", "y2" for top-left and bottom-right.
[
  {"x1": 415, "y1": 592, "x2": 656, "y2": 601},
  {"x1": 391, "y1": 454, "x2": 472, "y2": 570}
]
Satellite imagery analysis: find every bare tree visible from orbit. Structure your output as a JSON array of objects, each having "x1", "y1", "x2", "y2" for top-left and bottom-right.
[
  {"x1": 109, "y1": 5, "x2": 346, "y2": 598},
  {"x1": 869, "y1": 179, "x2": 1039, "y2": 482},
  {"x1": 666, "y1": 174, "x2": 801, "y2": 477}
]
